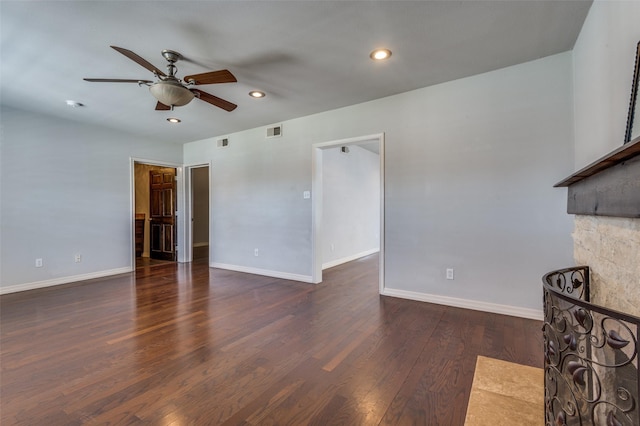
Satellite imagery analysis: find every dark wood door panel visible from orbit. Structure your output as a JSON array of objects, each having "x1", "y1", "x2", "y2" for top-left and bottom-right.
[{"x1": 150, "y1": 169, "x2": 176, "y2": 261}]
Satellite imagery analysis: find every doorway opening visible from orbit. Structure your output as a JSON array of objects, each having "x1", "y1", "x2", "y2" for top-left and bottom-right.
[
  {"x1": 132, "y1": 160, "x2": 180, "y2": 269},
  {"x1": 311, "y1": 133, "x2": 385, "y2": 292},
  {"x1": 182, "y1": 162, "x2": 212, "y2": 264},
  {"x1": 190, "y1": 165, "x2": 210, "y2": 263}
]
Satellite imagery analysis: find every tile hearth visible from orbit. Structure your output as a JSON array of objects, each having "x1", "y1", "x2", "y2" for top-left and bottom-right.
[{"x1": 464, "y1": 356, "x2": 543, "y2": 426}]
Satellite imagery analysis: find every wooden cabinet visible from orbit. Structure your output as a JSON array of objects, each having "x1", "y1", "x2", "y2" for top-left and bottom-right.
[{"x1": 135, "y1": 213, "x2": 145, "y2": 257}]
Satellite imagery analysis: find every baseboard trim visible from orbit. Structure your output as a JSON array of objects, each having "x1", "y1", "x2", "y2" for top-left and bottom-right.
[
  {"x1": 322, "y1": 248, "x2": 380, "y2": 270},
  {"x1": 211, "y1": 263, "x2": 313, "y2": 283},
  {"x1": 1, "y1": 266, "x2": 542, "y2": 320},
  {"x1": 0, "y1": 267, "x2": 133, "y2": 295},
  {"x1": 380, "y1": 287, "x2": 543, "y2": 321}
]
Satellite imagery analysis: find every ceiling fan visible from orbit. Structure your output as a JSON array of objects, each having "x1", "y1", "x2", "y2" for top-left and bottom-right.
[{"x1": 84, "y1": 46, "x2": 237, "y2": 111}]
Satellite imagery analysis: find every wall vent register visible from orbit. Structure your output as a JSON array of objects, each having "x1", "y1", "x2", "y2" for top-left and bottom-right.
[{"x1": 266, "y1": 124, "x2": 282, "y2": 138}]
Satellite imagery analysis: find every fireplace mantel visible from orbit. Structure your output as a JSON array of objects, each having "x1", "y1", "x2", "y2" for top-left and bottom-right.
[{"x1": 555, "y1": 137, "x2": 640, "y2": 218}]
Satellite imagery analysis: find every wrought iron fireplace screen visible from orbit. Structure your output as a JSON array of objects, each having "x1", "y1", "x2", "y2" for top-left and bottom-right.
[{"x1": 543, "y1": 266, "x2": 640, "y2": 425}]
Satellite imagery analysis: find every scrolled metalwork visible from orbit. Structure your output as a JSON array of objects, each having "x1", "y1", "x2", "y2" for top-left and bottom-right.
[
  {"x1": 543, "y1": 266, "x2": 640, "y2": 425},
  {"x1": 543, "y1": 266, "x2": 590, "y2": 302}
]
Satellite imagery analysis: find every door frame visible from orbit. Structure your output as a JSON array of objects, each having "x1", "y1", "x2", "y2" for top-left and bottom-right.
[
  {"x1": 130, "y1": 158, "x2": 185, "y2": 266},
  {"x1": 311, "y1": 133, "x2": 385, "y2": 293},
  {"x1": 183, "y1": 162, "x2": 212, "y2": 264}
]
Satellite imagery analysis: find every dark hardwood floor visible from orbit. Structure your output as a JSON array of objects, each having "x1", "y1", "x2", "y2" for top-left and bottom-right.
[{"x1": 1, "y1": 254, "x2": 543, "y2": 425}]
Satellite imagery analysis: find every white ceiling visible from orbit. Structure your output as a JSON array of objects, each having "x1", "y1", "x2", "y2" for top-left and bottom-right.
[{"x1": 1, "y1": 1, "x2": 592, "y2": 145}]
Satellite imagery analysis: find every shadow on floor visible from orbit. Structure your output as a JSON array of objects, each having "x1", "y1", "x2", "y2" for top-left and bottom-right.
[{"x1": 135, "y1": 246, "x2": 209, "y2": 269}]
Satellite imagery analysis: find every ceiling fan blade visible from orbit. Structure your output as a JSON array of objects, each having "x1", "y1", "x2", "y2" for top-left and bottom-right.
[
  {"x1": 184, "y1": 70, "x2": 237, "y2": 85},
  {"x1": 110, "y1": 46, "x2": 166, "y2": 77},
  {"x1": 155, "y1": 101, "x2": 171, "y2": 111},
  {"x1": 84, "y1": 78, "x2": 153, "y2": 83},
  {"x1": 192, "y1": 89, "x2": 237, "y2": 112}
]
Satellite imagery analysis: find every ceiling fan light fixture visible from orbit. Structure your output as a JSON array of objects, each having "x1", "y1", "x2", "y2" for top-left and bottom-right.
[
  {"x1": 249, "y1": 90, "x2": 265, "y2": 98},
  {"x1": 149, "y1": 80, "x2": 194, "y2": 107},
  {"x1": 370, "y1": 48, "x2": 392, "y2": 61},
  {"x1": 167, "y1": 117, "x2": 181, "y2": 124}
]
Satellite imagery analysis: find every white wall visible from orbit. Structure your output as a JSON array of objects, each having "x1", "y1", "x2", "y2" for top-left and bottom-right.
[
  {"x1": 185, "y1": 127, "x2": 314, "y2": 280},
  {"x1": 0, "y1": 106, "x2": 183, "y2": 292},
  {"x1": 573, "y1": 0, "x2": 640, "y2": 167},
  {"x1": 185, "y1": 52, "x2": 575, "y2": 316},
  {"x1": 322, "y1": 145, "x2": 380, "y2": 269}
]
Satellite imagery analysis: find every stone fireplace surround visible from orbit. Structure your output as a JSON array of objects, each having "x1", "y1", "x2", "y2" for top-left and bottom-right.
[
  {"x1": 543, "y1": 137, "x2": 640, "y2": 425},
  {"x1": 555, "y1": 138, "x2": 640, "y2": 317},
  {"x1": 573, "y1": 215, "x2": 640, "y2": 317}
]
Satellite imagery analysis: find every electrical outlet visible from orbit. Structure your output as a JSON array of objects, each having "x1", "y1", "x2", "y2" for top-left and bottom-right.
[
  {"x1": 446, "y1": 268, "x2": 454, "y2": 280},
  {"x1": 35, "y1": 258, "x2": 43, "y2": 268},
  {"x1": 254, "y1": 248, "x2": 259, "y2": 257},
  {"x1": 75, "y1": 254, "x2": 82, "y2": 263}
]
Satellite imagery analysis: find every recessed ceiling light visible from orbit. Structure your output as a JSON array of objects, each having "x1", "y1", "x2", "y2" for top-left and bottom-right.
[
  {"x1": 65, "y1": 100, "x2": 84, "y2": 107},
  {"x1": 370, "y1": 49, "x2": 392, "y2": 61},
  {"x1": 167, "y1": 117, "x2": 181, "y2": 124},
  {"x1": 249, "y1": 91, "x2": 266, "y2": 98}
]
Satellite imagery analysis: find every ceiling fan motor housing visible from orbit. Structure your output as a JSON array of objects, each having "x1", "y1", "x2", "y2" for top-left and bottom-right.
[{"x1": 161, "y1": 49, "x2": 182, "y2": 63}]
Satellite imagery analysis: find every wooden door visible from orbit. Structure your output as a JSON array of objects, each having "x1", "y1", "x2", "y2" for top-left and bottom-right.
[{"x1": 149, "y1": 169, "x2": 176, "y2": 261}]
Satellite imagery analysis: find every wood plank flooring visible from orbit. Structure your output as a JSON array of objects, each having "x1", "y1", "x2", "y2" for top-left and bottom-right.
[{"x1": 0, "y1": 254, "x2": 543, "y2": 425}]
